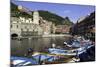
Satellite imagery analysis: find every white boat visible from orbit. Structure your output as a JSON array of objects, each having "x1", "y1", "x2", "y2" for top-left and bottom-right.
[{"x1": 48, "y1": 43, "x2": 94, "y2": 56}]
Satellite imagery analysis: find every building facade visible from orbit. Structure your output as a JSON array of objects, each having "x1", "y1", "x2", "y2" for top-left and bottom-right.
[
  {"x1": 11, "y1": 3, "x2": 71, "y2": 37},
  {"x1": 11, "y1": 4, "x2": 54, "y2": 37},
  {"x1": 70, "y1": 12, "x2": 95, "y2": 41},
  {"x1": 55, "y1": 25, "x2": 70, "y2": 34}
]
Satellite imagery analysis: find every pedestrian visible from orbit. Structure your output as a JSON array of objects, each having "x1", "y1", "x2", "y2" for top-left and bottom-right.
[{"x1": 27, "y1": 48, "x2": 33, "y2": 57}]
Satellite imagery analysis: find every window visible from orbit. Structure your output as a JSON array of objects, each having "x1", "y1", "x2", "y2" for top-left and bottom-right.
[
  {"x1": 27, "y1": 29, "x2": 29, "y2": 31},
  {"x1": 16, "y1": 25, "x2": 18, "y2": 28},
  {"x1": 25, "y1": 26, "x2": 27, "y2": 29},
  {"x1": 21, "y1": 29, "x2": 23, "y2": 31},
  {"x1": 11, "y1": 25, "x2": 12, "y2": 28}
]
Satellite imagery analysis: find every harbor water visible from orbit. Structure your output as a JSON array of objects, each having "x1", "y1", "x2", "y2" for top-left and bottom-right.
[{"x1": 11, "y1": 36, "x2": 70, "y2": 57}]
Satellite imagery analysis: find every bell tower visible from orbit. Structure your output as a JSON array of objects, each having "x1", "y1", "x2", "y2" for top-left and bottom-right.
[{"x1": 33, "y1": 11, "x2": 39, "y2": 24}]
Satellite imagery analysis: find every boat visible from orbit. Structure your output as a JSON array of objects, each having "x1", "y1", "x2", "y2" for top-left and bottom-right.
[
  {"x1": 32, "y1": 52, "x2": 80, "y2": 64},
  {"x1": 48, "y1": 40, "x2": 94, "y2": 56},
  {"x1": 11, "y1": 36, "x2": 95, "y2": 66},
  {"x1": 11, "y1": 56, "x2": 38, "y2": 66}
]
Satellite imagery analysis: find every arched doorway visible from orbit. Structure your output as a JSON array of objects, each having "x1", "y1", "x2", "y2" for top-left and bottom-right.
[{"x1": 11, "y1": 33, "x2": 18, "y2": 37}]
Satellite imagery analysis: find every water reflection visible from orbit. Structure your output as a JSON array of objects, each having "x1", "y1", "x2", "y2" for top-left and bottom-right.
[{"x1": 11, "y1": 36, "x2": 70, "y2": 56}]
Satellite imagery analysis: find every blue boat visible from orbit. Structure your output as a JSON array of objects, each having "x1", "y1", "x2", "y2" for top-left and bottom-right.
[
  {"x1": 11, "y1": 56, "x2": 38, "y2": 66},
  {"x1": 11, "y1": 53, "x2": 59, "y2": 66},
  {"x1": 32, "y1": 54, "x2": 58, "y2": 62},
  {"x1": 48, "y1": 41, "x2": 94, "y2": 56}
]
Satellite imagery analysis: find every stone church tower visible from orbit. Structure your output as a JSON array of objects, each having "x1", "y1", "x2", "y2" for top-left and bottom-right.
[{"x1": 33, "y1": 11, "x2": 39, "y2": 24}]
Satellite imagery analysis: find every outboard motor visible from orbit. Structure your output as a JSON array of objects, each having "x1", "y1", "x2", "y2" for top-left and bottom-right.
[{"x1": 64, "y1": 42, "x2": 67, "y2": 45}]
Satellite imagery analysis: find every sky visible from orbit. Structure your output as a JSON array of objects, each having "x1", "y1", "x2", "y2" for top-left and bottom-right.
[{"x1": 11, "y1": 0, "x2": 95, "y2": 23}]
